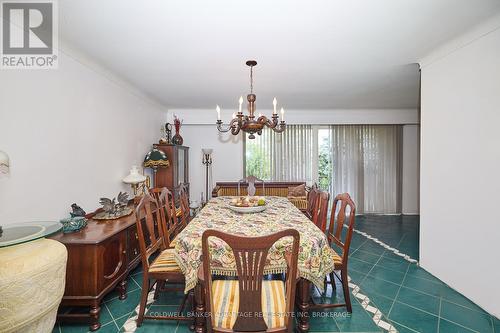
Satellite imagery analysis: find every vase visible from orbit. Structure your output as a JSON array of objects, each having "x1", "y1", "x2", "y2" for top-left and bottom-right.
[{"x1": 172, "y1": 121, "x2": 183, "y2": 145}]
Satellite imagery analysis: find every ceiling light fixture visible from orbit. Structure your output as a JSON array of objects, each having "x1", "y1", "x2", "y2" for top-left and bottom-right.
[{"x1": 216, "y1": 60, "x2": 286, "y2": 139}]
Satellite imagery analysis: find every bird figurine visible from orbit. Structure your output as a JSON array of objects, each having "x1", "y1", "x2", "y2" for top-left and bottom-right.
[
  {"x1": 99, "y1": 192, "x2": 129, "y2": 216},
  {"x1": 70, "y1": 203, "x2": 87, "y2": 218},
  {"x1": 99, "y1": 197, "x2": 117, "y2": 215},
  {"x1": 117, "y1": 192, "x2": 129, "y2": 211}
]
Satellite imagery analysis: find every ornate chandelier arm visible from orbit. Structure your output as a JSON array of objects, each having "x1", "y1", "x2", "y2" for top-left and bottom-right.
[
  {"x1": 230, "y1": 117, "x2": 241, "y2": 135},
  {"x1": 216, "y1": 120, "x2": 232, "y2": 133},
  {"x1": 272, "y1": 121, "x2": 286, "y2": 133},
  {"x1": 257, "y1": 115, "x2": 281, "y2": 129}
]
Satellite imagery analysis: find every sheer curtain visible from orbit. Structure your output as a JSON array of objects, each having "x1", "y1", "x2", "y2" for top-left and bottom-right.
[
  {"x1": 329, "y1": 125, "x2": 402, "y2": 214},
  {"x1": 245, "y1": 125, "x2": 314, "y2": 182}
]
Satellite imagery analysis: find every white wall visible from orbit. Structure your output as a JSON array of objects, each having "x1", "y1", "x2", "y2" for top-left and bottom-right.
[
  {"x1": 0, "y1": 47, "x2": 166, "y2": 224},
  {"x1": 402, "y1": 125, "x2": 419, "y2": 214},
  {"x1": 180, "y1": 125, "x2": 243, "y2": 202},
  {"x1": 420, "y1": 14, "x2": 500, "y2": 317}
]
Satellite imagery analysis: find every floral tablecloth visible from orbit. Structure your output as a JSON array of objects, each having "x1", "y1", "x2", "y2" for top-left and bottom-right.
[{"x1": 174, "y1": 196, "x2": 336, "y2": 293}]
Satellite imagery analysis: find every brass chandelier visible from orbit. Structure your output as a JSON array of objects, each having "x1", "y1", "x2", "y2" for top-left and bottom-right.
[{"x1": 216, "y1": 60, "x2": 286, "y2": 139}]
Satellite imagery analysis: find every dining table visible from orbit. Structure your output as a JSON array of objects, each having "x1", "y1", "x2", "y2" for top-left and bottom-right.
[{"x1": 173, "y1": 196, "x2": 336, "y2": 333}]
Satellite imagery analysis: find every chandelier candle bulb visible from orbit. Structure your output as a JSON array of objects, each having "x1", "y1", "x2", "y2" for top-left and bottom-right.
[
  {"x1": 232, "y1": 112, "x2": 236, "y2": 119},
  {"x1": 239, "y1": 96, "x2": 243, "y2": 113},
  {"x1": 281, "y1": 107, "x2": 285, "y2": 121},
  {"x1": 273, "y1": 97, "x2": 277, "y2": 114},
  {"x1": 216, "y1": 105, "x2": 221, "y2": 120}
]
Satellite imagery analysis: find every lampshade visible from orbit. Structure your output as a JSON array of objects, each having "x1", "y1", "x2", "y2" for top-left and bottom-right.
[
  {"x1": 202, "y1": 148, "x2": 213, "y2": 155},
  {"x1": 0, "y1": 150, "x2": 9, "y2": 175},
  {"x1": 143, "y1": 148, "x2": 170, "y2": 170},
  {"x1": 122, "y1": 166, "x2": 147, "y2": 184}
]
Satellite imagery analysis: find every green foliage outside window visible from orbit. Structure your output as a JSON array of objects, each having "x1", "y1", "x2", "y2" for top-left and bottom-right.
[
  {"x1": 318, "y1": 133, "x2": 332, "y2": 191},
  {"x1": 245, "y1": 142, "x2": 270, "y2": 179}
]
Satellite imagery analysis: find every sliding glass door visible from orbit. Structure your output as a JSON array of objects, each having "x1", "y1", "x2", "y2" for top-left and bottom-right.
[{"x1": 244, "y1": 124, "x2": 402, "y2": 214}]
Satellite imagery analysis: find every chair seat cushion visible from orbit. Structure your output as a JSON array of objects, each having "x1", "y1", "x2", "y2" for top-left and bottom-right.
[
  {"x1": 149, "y1": 248, "x2": 182, "y2": 273},
  {"x1": 211, "y1": 279, "x2": 286, "y2": 329},
  {"x1": 331, "y1": 250, "x2": 343, "y2": 269}
]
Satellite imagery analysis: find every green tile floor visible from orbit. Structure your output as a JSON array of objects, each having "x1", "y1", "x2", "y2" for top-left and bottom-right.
[{"x1": 54, "y1": 215, "x2": 499, "y2": 333}]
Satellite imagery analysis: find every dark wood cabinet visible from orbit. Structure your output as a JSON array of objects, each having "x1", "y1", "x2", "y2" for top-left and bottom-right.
[
  {"x1": 51, "y1": 212, "x2": 141, "y2": 331},
  {"x1": 153, "y1": 144, "x2": 190, "y2": 204}
]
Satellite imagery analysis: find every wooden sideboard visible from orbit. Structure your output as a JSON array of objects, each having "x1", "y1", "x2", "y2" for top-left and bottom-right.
[{"x1": 50, "y1": 209, "x2": 141, "y2": 331}]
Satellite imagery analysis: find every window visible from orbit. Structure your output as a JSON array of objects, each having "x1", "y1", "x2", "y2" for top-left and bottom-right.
[
  {"x1": 244, "y1": 125, "x2": 314, "y2": 182},
  {"x1": 244, "y1": 124, "x2": 403, "y2": 214}
]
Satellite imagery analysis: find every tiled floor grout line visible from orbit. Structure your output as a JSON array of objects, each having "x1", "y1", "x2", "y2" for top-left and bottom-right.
[
  {"x1": 352, "y1": 228, "x2": 418, "y2": 264},
  {"x1": 131, "y1": 276, "x2": 142, "y2": 289},
  {"x1": 104, "y1": 302, "x2": 120, "y2": 331},
  {"x1": 386, "y1": 261, "x2": 410, "y2": 318},
  {"x1": 346, "y1": 248, "x2": 401, "y2": 332},
  {"x1": 437, "y1": 297, "x2": 442, "y2": 333},
  {"x1": 439, "y1": 318, "x2": 481, "y2": 333},
  {"x1": 348, "y1": 238, "x2": 370, "y2": 256},
  {"x1": 352, "y1": 252, "x2": 411, "y2": 275},
  {"x1": 389, "y1": 319, "x2": 420, "y2": 333},
  {"x1": 121, "y1": 284, "x2": 159, "y2": 332},
  {"x1": 356, "y1": 249, "x2": 385, "y2": 286},
  {"x1": 347, "y1": 274, "x2": 398, "y2": 332}
]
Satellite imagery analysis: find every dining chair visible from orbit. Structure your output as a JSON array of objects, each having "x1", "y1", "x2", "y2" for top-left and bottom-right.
[
  {"x1": 201, "y1": 229, "x2": 300, "y2": 333},
  {"x1": 149, "y1": 187, "x2": 181, "y2": 246},
  {"x1": 315, "y1": 192, "x2": 356, "y2": 313},
  {"x1": 176, "y1": 184, "x2": 191, "y2": 228},
  {"x1": 238, "y1": 175, "x2": 265, "y2": 196},
  {"x1": 312, "y1": 190, "x2": 330, "y2": 233},
  {"x1": 134, "y1": 192, "x2": 192, "y2": 327},
  {"x1": 305, "y1": 184, "x2": 319, "y2": 220}
]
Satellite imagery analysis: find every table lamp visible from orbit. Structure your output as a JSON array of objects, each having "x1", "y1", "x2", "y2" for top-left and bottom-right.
[
  {"x1": 122, "y1": 166, "x2": 147, "y2": 195},
  {"x1": 143, "y1": 147, "x2": 170, "y2": 187}
]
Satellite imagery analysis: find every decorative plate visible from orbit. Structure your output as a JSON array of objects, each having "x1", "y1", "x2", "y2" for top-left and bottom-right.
[
  {"x1": 93, "y1": 207, "x2": 134, "y2": 220},
  {"x1": 227, "y1": 204, "x2": 267, "y2": 214}
]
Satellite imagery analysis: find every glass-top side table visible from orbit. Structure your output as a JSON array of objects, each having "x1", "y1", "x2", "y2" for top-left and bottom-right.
[{"x1": 0, "y1": 221, "x2": 62, "y2": 248}]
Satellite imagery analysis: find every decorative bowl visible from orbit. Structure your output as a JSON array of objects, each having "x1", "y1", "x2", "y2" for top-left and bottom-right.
[
  {"x1": 227, "y1": 204, "x2": 267, "y2": 214},
  {"x1": 60, "y1": 216, "x2": 87, "y2": 233}
]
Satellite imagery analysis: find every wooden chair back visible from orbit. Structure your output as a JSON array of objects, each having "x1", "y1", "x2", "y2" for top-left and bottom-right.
[
  {"x1": 178, "y1": 184, "x2": 190, "y2": 227},
  {"x1": 135, "y1": 192, "x2": 166, "y2": 271},
  {"x1": 150, "y1": 187, "x2": 179, "y2": 247},
  {"x1": 306, "y1": 185, "x2": 319, "y2": 219},
  {"x1": 238, "y1": 175, "x2": 265, "y2": 196},
  {"x1": 202, "y1": 229, "x2": 300, "y2": 332},
  {"x1": 327, "y1": 193, "x2": 356, "y2": 265},
  {"x1": 312, "y1": 191, "x2": 330, "y2": 232}
]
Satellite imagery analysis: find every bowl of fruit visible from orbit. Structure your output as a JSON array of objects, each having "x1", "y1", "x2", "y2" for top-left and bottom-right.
[{"x1": 227, "y1": 196, "x2": 267, "y2": 214}]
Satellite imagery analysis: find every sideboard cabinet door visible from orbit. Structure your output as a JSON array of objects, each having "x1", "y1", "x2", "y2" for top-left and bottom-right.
[{"x1": 98, "y1": 232, "x2": 127, "y2": 293}]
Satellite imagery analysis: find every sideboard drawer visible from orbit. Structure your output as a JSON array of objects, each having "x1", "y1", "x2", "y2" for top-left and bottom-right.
[{"x1": 127, "y1": 224, "x2": 140, "y2": 263}]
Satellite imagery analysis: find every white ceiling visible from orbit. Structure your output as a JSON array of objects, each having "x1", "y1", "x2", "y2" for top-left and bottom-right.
[{"x1": 59, "y1": 0, "x2": 500, "y2": 110}]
